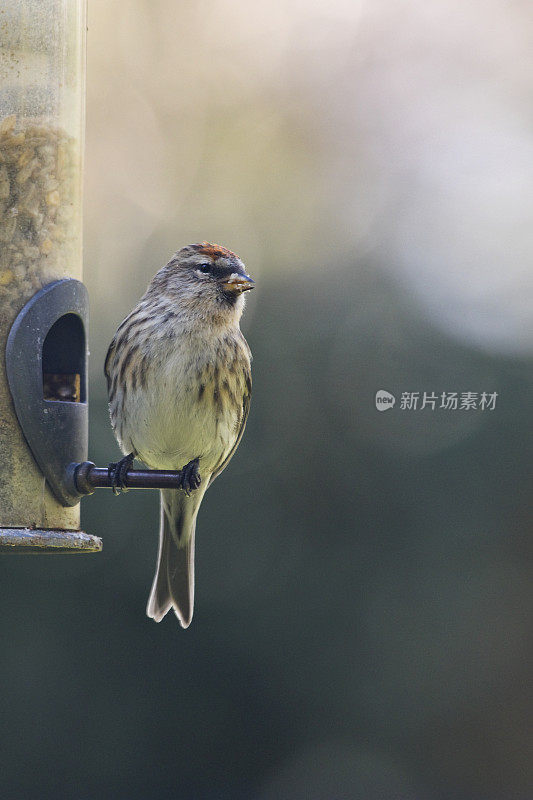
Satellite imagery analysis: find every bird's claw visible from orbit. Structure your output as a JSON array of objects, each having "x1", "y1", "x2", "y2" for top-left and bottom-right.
[
  {"x1": 179, "y1": 457, "x2": 201, "y2": 496},
  {"x1": 108, "y1": 453, "x2": 135, "y2": 495}
]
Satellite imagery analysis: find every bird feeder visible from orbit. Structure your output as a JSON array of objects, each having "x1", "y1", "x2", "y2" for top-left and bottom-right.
[{"x1": 0, "y1": 0, "x2": 96, "y2": 550}]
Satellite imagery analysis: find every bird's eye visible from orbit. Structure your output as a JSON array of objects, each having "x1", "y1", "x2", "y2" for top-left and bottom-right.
[{"x1": 197, "y1": 264, "x2": 211, "y2": 274}]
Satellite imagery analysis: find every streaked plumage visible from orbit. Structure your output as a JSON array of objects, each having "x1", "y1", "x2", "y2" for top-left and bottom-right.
[{"x1": 105, "y1": 243, "x2": 253, "y2": 627}]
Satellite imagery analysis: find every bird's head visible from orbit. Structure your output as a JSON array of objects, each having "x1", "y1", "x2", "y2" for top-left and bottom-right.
[{"x1": 152, "y1": 242, "x2": 254, "y2": 323}]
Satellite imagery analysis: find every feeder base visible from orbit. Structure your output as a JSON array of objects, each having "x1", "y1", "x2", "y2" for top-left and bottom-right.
[{"x1": 0, "y1": 527, "x2": 102, "y2": 553}]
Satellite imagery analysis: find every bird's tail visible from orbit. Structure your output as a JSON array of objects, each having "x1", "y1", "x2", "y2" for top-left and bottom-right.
[{"x1": 146, "y1": 488, "x2": 199, "y2": 627}]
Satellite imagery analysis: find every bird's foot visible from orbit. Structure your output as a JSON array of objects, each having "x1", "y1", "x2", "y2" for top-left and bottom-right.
[
  {"x1": 179, "y1": 457, "x2": 201, "y2": 497},
  {"x1": 108, "y1": 452, "x2": 135, "y2": 495}
]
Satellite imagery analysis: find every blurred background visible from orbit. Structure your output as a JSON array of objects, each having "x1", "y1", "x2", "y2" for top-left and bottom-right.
[{"x1": 2, "y1": 0, "x2": 533, "y2": 797}]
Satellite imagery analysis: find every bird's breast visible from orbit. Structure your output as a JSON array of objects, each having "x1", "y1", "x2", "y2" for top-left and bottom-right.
[{"x1": 118, "y1": 331, "x2": 248, "y2": 472}]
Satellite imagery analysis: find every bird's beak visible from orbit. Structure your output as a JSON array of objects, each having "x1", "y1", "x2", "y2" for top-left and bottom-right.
[{"x1": 221, "y1": 273, "x2": 255, "y2": 294}]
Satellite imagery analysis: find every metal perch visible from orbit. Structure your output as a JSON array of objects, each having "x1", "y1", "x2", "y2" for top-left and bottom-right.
[{"x1": 74, "y1": 462, "x2": 188, "y2": 493}]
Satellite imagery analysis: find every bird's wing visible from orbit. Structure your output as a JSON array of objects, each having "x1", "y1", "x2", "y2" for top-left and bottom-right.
[
  {"x1": 208, "y1": 369, "x2": 251, "y2": 486},
  {"x1": 104, "y1": 307, "x2": 145, "y2": 392},
  {"x1": 104, "y1": 338, "x2": 116, "y2": 392}
]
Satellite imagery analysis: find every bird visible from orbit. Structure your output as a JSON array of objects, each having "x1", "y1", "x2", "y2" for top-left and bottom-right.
[{"x1": 104, "y1": 242, "x2": 253, "y2": 627}]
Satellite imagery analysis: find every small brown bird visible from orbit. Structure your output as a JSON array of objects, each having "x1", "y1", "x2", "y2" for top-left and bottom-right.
[{"x1": 104, "y1": 243, "x2": 253, "y2": 627}]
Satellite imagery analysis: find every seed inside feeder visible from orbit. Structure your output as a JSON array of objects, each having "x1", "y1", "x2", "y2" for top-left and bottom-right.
[{"x1": 0, "y1": 114, "x2": 80, "y2": 315}]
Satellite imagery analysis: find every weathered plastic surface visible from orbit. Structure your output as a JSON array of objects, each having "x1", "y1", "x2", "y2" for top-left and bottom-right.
[
  {"x1": 0, "y1": 0, "x2": 86, "y2": 533},
  {"x1": 0, "y1": 528, "x2": 102, "y2": 553}
]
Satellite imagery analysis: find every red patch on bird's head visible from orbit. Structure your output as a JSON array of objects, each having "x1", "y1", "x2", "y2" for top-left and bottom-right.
[{"x1": 195, "y1": 242, "x2": 237, "y2": 260}]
